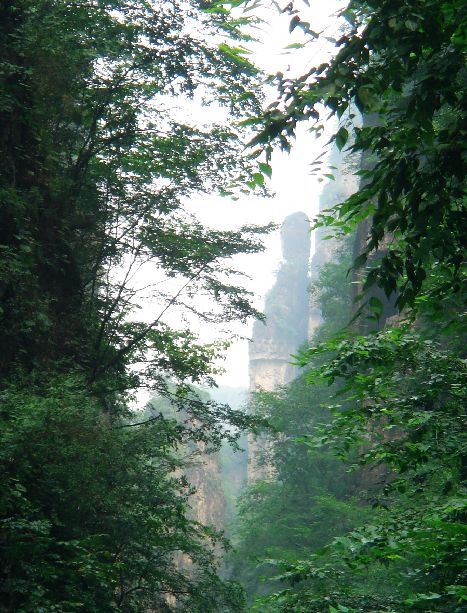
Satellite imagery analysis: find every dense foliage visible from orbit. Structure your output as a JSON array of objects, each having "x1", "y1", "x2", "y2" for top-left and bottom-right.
[
  {"x1": 248, "y1": 0, "x2": 466, "y2": 311},
  {"x1": 292, "y1": 326, "x2": 467, "y2": 609},
  {"x1": 232, "y1": 241, "x2": 466, "y2": 612},
  {"x1": 260, "y1": 325, "x2": 466, "y2": 612},
  {"x1": 229, "y1": 1, "x2": 466, "y2": 611},
  {"x1": 1, "y1": 378, "x2": 246, "y2": 612},
  {"x1": 1, "y1": 0, "x2": 466, "y2": 610},
  {"x1": 230, "y1": 240, "x2": 401, "y2": 610},
  {"x1": 0, "y1": 1, "x2": 268, "y2": 610}
]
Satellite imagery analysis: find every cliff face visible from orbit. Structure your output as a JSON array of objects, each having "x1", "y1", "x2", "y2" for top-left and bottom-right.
[
  {"x1": 146, "y1": 393, "x2": 226, "y2": 557},
  {"x1": 185, "y1": 446, "x2": 225, "y2": 531},
  {"x1": 248, "y1": 212, "x2": 311, "y2": 479},
  {"x1": 249, "y1": 212, "x2": 311, "y2": 386},
  {"x1": 246, "y1": 150, "x2": 363, "y2": 480}
]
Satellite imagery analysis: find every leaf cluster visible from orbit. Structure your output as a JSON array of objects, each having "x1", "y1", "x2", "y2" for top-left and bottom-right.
[
  {"x1": 0, "y1": 0, "x2": 272, "y2": 609},
  {"x1": 245, "y1": 0, "x2": 467, "y2": 311}
]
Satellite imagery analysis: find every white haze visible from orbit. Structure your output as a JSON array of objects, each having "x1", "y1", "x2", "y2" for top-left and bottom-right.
[
  {"x1": 192, "y1": 0, "x2": 345, "y2": 388},
  {"x1": 130, "y1": 1, "x2": 345, "y2": 402}
]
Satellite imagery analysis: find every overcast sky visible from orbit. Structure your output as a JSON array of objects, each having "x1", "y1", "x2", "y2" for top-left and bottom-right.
[
  {"x1": 191, "y1": 0, "x2": 344, "y2": 389},
  {"x1": 130, "y1": 1, "x2": 344, "y2": 402}
]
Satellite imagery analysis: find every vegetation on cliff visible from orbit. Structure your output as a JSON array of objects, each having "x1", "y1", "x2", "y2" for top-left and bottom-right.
[
  {"x1": 1, "y1": 0, "x2": 465, "y2": 611},
  {"x1": 0, "y1": 1, "x2": 266, "y2": 610},
  {"x1": 230, "y1": 0, "x2": 466, "y2": 611}
]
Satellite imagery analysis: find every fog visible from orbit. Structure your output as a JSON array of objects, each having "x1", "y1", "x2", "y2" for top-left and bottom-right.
[
  {"x1": 194, "y1": 0, "x2": 344, "y2": 387},
  {"x1": 129, "y1": 0, "x2": 345, "y2": 398}
]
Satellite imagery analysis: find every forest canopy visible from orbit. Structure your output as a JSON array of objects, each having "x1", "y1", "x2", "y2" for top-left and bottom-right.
[
  {"x1": 1, "y1": 0, "x2": 466, "y2": 612},
  {"x1": 0, "y1": 0, "x2": 269, "y2": 610},
  {"x1": 228, "y1": 1, "x2": 466, "y2": 611}
]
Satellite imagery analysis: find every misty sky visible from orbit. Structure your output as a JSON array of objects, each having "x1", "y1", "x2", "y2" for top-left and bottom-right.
[
  {"x1": 195, "y1": 0, "x2": 344, "y2": 389},
  {"x1": 129, "y1": 1, "x2": 345, "y2": 402}
]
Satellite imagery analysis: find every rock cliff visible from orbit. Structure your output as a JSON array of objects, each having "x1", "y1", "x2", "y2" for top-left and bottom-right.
[
  {"x1": 145, "y1": 392, "x2": 226, "y2": 556},
  {"x1": 249, "y1": 211, "x2": 311, "y2": 388},
  {"x1": 248, "y1": 212, "x2": 311, "y2": 479},
  {"x1": 247, "y1": 145, "x2": 363, "y2": 480}
]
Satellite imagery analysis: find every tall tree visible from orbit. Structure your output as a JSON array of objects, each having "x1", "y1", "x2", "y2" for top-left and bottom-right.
[
  {"x1": 247, "y1": 0, "x2": 466, "y2": 313},
  {"x1": 0, "y1": 1, "x2": 268, "y2": 610},
  {"x1": 0, "y1": 0, "x2": 268, "y2": 385}
]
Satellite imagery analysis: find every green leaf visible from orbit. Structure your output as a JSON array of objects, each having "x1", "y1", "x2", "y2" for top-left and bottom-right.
[
  {"x1": 335, "y1": 127, "x2": 349, "y2": 151},
  {"x1": 289, "y1": 16, "x2": 300, "y2": 33},
  {"x1": 368, "y1": 296, "x2": 383, "y2": 318},
  {"x1": 258, "y1": 162, "x2": 272, "y2": 178},
  {"x1": 251, "y1": 172, "x2": 265, "y2": 186},
  {"x1": 353, "y1": 253, "x2": 368, "y2": 269},
  {"x1": 284, "y1": 42, "x2": 306, "y2": 50}
]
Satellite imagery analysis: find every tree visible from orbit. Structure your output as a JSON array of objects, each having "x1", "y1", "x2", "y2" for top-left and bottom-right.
[
  {"x1": 0, "y1": 0, "x2": 269, "y2": 609},
  {"x1": 229, "y1": 3, "x2": 467, "y2": 605},
  {"x1": 230, "y1": 376, "x2": 372, "y2": 605},
  {"x1": 229, "y1": 240, "x2": 396, "y2": 609},
  {"x1": 0, "y1": 377, "x2": 247, "y2": 612},
  {"x1": 235, "y1": 237, "x2": 466, "y2": 612},
  {"x1": 264, "y1": 325, "x2": 467, "y2": 612},
  {"x1": 246, "y1": 0, "x2": 466, "y2": 312},
  {"x1": 0, "y1": 0, "x2": 268, "y2": 390}
]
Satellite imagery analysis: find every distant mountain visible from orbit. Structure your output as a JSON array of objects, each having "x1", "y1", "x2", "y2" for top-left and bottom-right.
[{"x1": 209, "y1": 386, "x2": 248, "y2": 410}]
